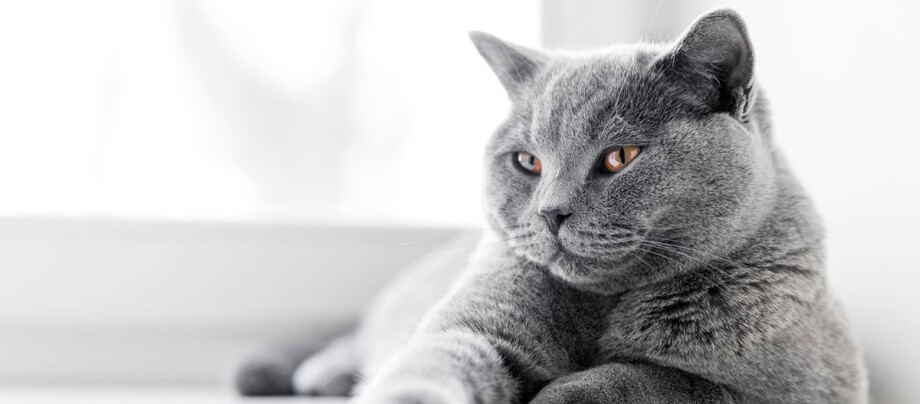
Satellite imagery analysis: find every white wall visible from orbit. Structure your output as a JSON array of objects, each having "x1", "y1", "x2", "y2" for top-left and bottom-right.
[{"x1": 0, "y1": 0, "x2": 540, "y2": 227}]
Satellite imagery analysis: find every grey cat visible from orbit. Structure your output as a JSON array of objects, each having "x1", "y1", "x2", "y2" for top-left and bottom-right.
[{"x1": 236, "y1": 8, "x2": 867, "y2": 403}]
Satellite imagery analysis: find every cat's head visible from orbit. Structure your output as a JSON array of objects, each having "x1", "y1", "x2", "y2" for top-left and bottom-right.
[{"x1": 473, "y1": 9, "x2": 780, "y2": 294}]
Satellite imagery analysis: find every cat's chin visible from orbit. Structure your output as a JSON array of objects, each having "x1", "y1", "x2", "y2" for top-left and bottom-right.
[
  {"x1": 546, "y1": 257, "x2": 635, "y2": 295},
  {"x1": 527, "y1": 242, "x2": 639, "y2": 295},
  {"x1": 506, "y1": 232, "x2": 641, "y2": 294}
]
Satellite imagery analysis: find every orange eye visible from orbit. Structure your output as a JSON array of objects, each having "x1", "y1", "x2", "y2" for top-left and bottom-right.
[
  {"x1": 515, "y1": 151, "x2": 542, "y2": 175},
  {"x1": 603, "y1": 146, "x2": 641, "y2": 173}
]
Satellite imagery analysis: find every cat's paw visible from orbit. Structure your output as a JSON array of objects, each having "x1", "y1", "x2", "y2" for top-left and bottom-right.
[
  {"x1": 529, "y1": 375, "x2": 621, "y2": 404},
  {"x1": 292, "y1": 361, "x2": 356, "y2": 396},
  {"x1": 291, "y1": 336, "x2": 358, "y2": 396}
]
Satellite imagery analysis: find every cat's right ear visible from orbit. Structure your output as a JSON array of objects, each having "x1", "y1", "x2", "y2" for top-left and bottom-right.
[
  {"x1": 469, "y1": 31, "x2": 548, "y2": 101},
  {"x1": 653, "y1": 8, "x2": 755, "y2": 118}
]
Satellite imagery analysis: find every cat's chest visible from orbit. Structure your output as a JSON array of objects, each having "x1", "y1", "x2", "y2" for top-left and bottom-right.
[{"x1": 593, "y1": 272, "x2": 775, "y2": 364}]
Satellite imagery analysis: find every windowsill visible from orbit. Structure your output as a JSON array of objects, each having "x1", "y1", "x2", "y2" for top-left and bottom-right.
[{"x1": 0, "y1": 216, "x2": 477, "y2": 385}]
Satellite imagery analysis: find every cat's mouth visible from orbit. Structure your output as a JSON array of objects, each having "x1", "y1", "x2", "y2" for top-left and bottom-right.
[
  {"x1": 503, "y1": 228, "x2": 645, "y2": 293},
  {"x1": 541, "y1": 241, "x2": 641, "y2": 292},
  {"x1": 557, "y1": 227, "x2": 641, "y2": 260},
  {"x1": 522, "y1": 232, "x2": 637, "y2": 266},
  {"x1": 481, "y1": 223, "x2": 652, "y2": 295},
  {"x1": 501, "y1": 220, "x2": 642, "y2": 274}
]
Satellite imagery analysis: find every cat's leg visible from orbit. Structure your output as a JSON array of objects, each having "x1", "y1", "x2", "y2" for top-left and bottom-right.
[
  {"x1": 292, "y1": 334, "x2": 358, "y2": 396},
  {"x1": 354, "y1": 329, "x2": 522, "y2": 404},
  {"x1": 529, "y1": 362, "x2": 739, "y2": 404},
  {"x1": 352, "y1": 251, "x2": 588, "y2": 404}
]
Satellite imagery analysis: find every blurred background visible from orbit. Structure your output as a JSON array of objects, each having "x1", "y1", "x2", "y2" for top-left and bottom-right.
[{"x1": 0, "y1": 0, "x2": 917, "y2": 403}]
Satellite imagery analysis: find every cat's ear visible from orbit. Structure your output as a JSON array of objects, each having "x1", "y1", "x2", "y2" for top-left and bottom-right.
[
  {"x1": 469, "y1": 31, "x2": 548, "y2": 101},
  {"x1": 655, "y1": 8, "x2": 755, "y2": 118}
]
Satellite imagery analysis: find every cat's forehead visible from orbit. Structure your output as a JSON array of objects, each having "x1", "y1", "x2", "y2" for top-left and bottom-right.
[{"x1": 519, "y1": 46, "x2": 680, "y2": 150}]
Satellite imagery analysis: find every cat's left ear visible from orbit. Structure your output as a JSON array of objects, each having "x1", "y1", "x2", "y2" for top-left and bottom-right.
[
  {"x1": 655, "y1": 8, "x2": 755, "y2": 118},
  {"x1": 470, "y1": 31, "x2": 548, "y2": 102}
]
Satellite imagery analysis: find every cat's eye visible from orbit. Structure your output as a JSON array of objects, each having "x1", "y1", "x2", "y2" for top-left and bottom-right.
[
  {"x1": 603, "y1": 146, "x2": 641, "y2": 173},
  {"x1": 514, "y1": 151, "x2": 542, "y2": 175}
]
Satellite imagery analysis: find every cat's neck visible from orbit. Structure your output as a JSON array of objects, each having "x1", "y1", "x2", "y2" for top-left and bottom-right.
[{"x1": 727, "y1": 156, "x2": 825, "y2": 274}]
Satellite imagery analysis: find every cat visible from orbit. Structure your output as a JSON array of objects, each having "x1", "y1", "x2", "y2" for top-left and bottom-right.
[{"x1": 236, "y1": 8, "x2": 867, "y2": 403}]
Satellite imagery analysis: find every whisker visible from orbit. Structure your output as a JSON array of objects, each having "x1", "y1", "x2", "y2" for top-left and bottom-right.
[
  {"x1": 638, "y1": 240, "x2": 750, "y2": 290},
  {"x1": 641, "y1": 236, "x2": 747, "y2": 269},
  {"x1": 506, "y1": 232, "x2": 535, "y2": 240}
]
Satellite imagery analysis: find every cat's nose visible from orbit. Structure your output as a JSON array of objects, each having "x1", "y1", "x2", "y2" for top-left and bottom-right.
[{"x1": 540, "y1": 208, "x2": 572, "y2": 234}]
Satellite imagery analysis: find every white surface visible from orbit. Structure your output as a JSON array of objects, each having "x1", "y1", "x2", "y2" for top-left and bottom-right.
[{"x1": 0, "y1": 386, "x2": 346, "y2": 404}]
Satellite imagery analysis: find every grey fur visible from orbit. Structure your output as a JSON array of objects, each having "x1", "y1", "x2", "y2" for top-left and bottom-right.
[{"x1": 239, "y1": 8, "x2": 868, "y2": 403}]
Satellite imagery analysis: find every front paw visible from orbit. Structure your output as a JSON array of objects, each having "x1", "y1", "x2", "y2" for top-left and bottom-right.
[
  {"x1": 529, "y1": 376, "x2": 621, "y2": 404},
  {"x1": 531, "y1": 363, "x2": 737, "y2": 404}
]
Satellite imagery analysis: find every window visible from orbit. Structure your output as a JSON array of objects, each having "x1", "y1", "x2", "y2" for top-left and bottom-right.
[{"x1": 0, "y1": 0, "x2": 541, "y2": 226}]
